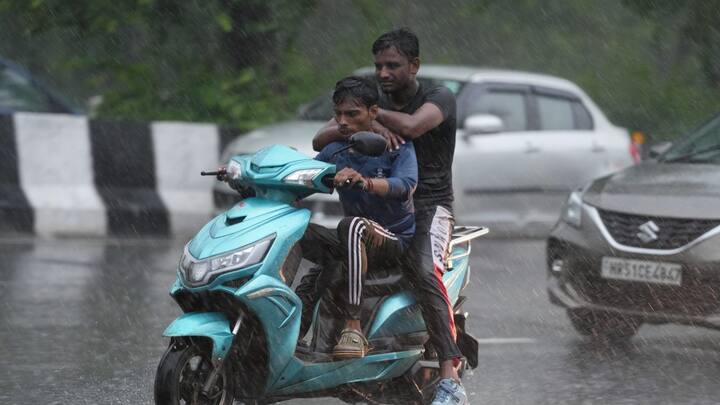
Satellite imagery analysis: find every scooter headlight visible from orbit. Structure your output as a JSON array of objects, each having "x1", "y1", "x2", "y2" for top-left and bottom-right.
[
  {"x1": 179, "y1": 235, "x2": 274, "y2": 286},
  {"x1": 282, "y1": 169, "x2": 322, "y2": 186}
]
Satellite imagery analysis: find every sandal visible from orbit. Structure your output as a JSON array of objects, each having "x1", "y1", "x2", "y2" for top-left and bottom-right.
[{"x1": 332, "y1": 328, "x2": 369, "y2": 359}]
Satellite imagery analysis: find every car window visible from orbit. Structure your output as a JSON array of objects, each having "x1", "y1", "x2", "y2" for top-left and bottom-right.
[
  {"x1": 418, "y1": 78, "x2": 464, "y2": 95},
  {"x1": 572, "y1": 100, "x2": 593, "y2": 130},
  {"x1": 0, "y1": 65, "x2": 55, "y2": 113},
  {"x1": 462, "y1": 88, "x2": 528, "y2": 131},
  {"x1": 536, "y1": 93, "x2": 594, "y2": 131},
  {"x1": 537, "y1": 95, "x2": 575, "y2": 130}
]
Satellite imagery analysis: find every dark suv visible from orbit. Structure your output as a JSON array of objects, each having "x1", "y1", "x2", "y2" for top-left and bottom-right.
[
  {"x1": 547, "y1": 114, "x2": 720, "y2": 340},
  {"x1": 0, "y1": 57, "x2": 82, "y2": 115}
]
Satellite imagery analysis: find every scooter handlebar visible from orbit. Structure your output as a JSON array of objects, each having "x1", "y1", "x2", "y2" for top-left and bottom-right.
[{"x1": 201, "y1": 167, "x2": 228, "y2": 181}]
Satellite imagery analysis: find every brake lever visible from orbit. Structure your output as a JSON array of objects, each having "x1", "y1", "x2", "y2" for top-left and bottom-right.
[{"x1": 201, "y1": 167, "x2": 228, "y2": 181}]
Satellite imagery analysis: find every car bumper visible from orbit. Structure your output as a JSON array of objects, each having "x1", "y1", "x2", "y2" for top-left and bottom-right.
[{"x1": 547, "y1": 204, "x2": 720, "y2": 328}]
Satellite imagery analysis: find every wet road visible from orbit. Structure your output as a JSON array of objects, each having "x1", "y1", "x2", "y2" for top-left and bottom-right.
[{"x1": 2, "y1": 236, "x2": 720, "y2": 404}]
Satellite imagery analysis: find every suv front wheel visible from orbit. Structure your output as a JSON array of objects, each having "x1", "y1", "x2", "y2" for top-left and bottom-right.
[{"x1": 567, "y1": 309, "x2": 642, "y2": 342}]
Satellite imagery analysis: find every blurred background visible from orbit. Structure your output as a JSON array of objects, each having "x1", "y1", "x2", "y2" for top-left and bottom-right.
[
  {"x1": 1, "y1": 0, "x2": 719, "y2": 139},
  {"x1": 3, "y1": 2, "x2": 720, "y2": 404}
]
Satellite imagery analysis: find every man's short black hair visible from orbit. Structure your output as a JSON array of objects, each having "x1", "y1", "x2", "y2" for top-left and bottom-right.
[
  {"x1": 333, "y1": 76, "x2": 378, "y2": 108},
  {"x1": 372, "y1": 27, "x2": 419, "y2": 59}
]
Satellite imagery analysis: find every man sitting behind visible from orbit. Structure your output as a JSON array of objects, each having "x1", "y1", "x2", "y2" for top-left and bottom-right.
[{"x1": 299, "y1": 76, "x2": 417, "y2": 359}]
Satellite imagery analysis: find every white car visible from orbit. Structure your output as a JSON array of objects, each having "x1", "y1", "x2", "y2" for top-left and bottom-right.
[{"x1": 216, "y1": 65, "x2": 638, "y2": 233}]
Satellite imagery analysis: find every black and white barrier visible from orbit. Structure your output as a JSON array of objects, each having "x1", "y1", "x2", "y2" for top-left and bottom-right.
[{"x1": 0, "y1": 112, "x2": 227, "y2": 238}]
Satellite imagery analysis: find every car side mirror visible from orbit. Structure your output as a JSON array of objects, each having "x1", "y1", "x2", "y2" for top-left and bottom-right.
[
  {"x1": 648, "y1": 141, "x2": 672, "y2": 159},
  {"x1": 464, "y1": 114, "x2": 504, "y2": 136},
  {"x1": 350, "y1": 131, "x2": 388, "y2": 157}
]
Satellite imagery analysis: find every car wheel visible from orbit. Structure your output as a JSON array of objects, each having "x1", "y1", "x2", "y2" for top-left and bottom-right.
[{"x1": 567, "y1": 309, "x2": 642, "y2": 342}]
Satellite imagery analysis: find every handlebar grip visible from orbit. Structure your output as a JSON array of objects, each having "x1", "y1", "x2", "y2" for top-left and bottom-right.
[
  {"x1": 201, "y1": 171, "x2": 220, "y2": 176},
  {"x1": 321, "y1": 175, "x2": 365, "y2": 190},
  {"x1": 321, "y1": 175, "x2": 335, "y2": 188}
]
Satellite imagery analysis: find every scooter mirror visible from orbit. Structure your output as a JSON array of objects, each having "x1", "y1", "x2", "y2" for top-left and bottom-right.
[{"x1": 350, "y1": 131, "x2": 388, "y2": 157}]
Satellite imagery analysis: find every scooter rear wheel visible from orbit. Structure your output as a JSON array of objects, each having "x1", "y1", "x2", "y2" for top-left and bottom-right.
[{"x1": 154, "y1": 340, "x2": 234, "y2": 405}]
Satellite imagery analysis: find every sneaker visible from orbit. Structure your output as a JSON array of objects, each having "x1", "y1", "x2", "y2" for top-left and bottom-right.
[
  {"x1": 431, "y1": 378, "x2": 468, "y2": 405},
  {"x1": 332, "y1": 328, "x2": 369, "y2": 359}
]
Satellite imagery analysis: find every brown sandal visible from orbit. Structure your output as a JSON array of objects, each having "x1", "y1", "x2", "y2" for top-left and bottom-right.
[{"x1": 332, "y1": 328, "x2": 369, "y2": 359}]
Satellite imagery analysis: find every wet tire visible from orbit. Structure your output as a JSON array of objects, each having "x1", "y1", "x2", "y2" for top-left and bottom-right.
[
  {"x1": 154, "y1": 340, "x2": 234, "y2": 405},
  {"x1": 567, "y1": 309, "x2": 642, "y2": 342}
]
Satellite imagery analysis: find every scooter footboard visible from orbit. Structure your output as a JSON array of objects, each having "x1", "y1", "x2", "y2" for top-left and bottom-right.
[{"x1": 163, "y1": 312, "x2": 233, "y2": 359}]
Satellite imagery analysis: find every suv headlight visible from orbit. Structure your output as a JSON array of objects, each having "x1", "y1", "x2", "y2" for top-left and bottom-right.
[
  {"x1": 561, "y1": 190, "x2": 584, "y2": 228},
  {"x1": 179, "y1": 235, "x2": 274, "y2": 286}
]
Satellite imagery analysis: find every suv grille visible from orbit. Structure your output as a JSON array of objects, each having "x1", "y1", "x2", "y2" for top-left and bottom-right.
[{"x1": 598, "y1": 209, "x2": 720, "y2": 250}]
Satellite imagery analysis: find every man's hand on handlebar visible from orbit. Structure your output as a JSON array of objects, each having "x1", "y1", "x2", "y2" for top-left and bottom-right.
[{"x1": 334, "y1": 167, "x2": 366, "y2": 189}]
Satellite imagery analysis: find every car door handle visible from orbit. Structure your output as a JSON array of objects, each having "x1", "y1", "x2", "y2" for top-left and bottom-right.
[{"x1": 591, "y1": 142, "x2": 605, "y2": 152}]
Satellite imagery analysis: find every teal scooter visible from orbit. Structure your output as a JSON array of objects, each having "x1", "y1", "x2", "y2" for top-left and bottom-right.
[{"x1": 154, "y1": 132, "x2": 488, "y2": 404}]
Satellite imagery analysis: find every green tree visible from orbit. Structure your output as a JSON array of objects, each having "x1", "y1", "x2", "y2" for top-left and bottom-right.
[
  {"x1": 0, "y1": 0, "x2": 316, "y2": 129},
  {"x1": 623, "y1": 0, "x2": 720, "y2": 89}
]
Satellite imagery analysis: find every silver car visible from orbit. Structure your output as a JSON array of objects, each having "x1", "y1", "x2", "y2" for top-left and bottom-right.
[
  {"x1": 216, "y1": 65, "x2": 638, "y2": 232},
  {"x1": 547, "y1": 113, "x2": 720, "y2": 339}
]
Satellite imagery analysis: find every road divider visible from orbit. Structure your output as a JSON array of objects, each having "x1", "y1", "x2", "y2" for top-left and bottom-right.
[{"x1": 0, "y1": 112, "x2": 223, "y2": 238}]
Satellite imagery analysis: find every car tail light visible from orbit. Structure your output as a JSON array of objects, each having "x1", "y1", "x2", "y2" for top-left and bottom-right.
[
  {"x1": 629, "y1": 130, "x2": 645, "y2": 164},
  {"x1": 629, "y1": 142, "x2": 641, "y2": 164}
]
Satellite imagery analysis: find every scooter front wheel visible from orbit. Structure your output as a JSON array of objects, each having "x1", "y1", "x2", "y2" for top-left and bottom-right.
[{"x1": 154, "y1": 339, "x2": 234, "y2": 405}]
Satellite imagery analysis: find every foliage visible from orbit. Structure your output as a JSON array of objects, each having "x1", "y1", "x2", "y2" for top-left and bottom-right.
[
  {"x1": 0, "y1": 0, "x2": 718, "y2": 139},
  {"x1": 0, "y1": 0, "x2": 315, "y2": 130}
]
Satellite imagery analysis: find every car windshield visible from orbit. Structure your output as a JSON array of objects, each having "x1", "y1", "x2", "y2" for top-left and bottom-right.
[
  {"x1": 660, "y1": 114, "x2": 720, "y2": 164},
  {"x1": 297, "y1": 91, "x2": 334, "y2": 121},
  {"x1": 297, "y1": 77, "x2": 465, "y2": 122}
]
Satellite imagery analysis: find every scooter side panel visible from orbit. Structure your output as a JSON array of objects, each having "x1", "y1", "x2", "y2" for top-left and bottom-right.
[
  {"x1": 269, "y1": 349, "x2": 423, "y2": 395},
  {"x1": 163, "y1": 312, "x2": 233, "y2": 359},
  {"x1": 229, "y1": 207, "x2": 309, "y2": 391},
  {"x1": 236, "y1": 275, "x2": 303, "y2": 392},
  {"x1": 366, "y1": 292, "x2": 426, "y2": 339},
  {"x1": 367, "y1": 246, "x2": 471, "y2": 339}
]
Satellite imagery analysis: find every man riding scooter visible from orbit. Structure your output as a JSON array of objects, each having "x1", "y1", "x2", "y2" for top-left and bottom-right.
[
  {"x1": 298, "y1": 75, "x2": 418, "y2": 359},
  {"x1": 313, "y1": 28, "x2": 467, "y2": 405}
]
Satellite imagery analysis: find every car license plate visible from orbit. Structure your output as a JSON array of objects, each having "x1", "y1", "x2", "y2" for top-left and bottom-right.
[{"x1": 601, "y1": 257, "x2": 682, "y2": 286}]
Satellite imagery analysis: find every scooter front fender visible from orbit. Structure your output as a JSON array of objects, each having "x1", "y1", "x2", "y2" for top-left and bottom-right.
[{"x1": 163, "y1": 312, "x2": 233, "y2": 359}]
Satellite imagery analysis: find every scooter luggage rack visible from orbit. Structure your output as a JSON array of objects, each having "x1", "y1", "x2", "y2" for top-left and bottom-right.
[{"x1": 447, "y1": 226, "x2": 489, "y2": 269}]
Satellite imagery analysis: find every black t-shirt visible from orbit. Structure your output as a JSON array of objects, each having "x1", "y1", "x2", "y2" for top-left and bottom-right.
[{"x1": 378, "y1": 82, "x2": 456, "y2": 210}]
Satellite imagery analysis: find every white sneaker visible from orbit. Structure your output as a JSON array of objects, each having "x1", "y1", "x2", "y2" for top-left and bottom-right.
[{"x1": 431, "y1": 378, "x2": 468, "y2": 405}]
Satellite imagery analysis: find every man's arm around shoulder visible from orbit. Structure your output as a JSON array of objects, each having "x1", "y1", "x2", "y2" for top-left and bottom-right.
[
  {"x1": 313, "y1": 119, "x2": 346, "y2": 152},
  {"x1": 376, "y1": 86, "x2": 454, "y2": 139}
]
